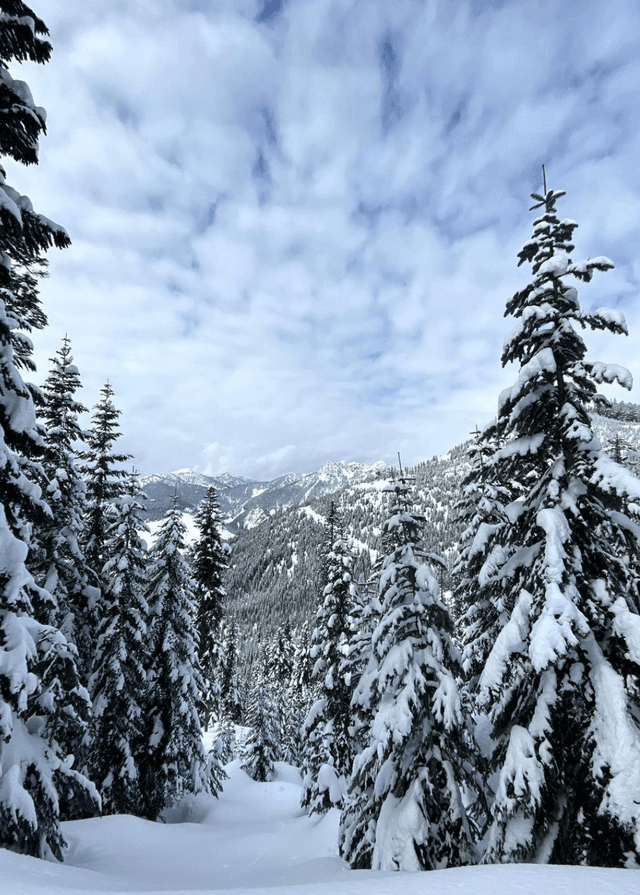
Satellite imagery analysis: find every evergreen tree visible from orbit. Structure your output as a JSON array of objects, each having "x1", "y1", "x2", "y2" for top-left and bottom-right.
[
  {"x1": 88, "y1": 474, "x2": 150, "y2": 816},
  {"x1": 285, "y1": 622, "x2": 315, "y2": 769},
  {"x1": 219, "y1": 622, "x2": 243, "y2": 724},
  {"x1": 267, "y1": 622, "x2": 298, "y2": 765},
  {"x1": 452, "y1": 428, "x2": 511, "y2": 682},
  {"x1": 471, "y1": 181, "x2": 640, "y2": 865},
  {"x1": 0, "y1": 0, "x2": 102, "y2": 859},
  {"x1": 212, "y1": 715, "x2": 237, "y2": 766},
  {"x1": 241, "y1": 666, "x2": 279, "y2": 783},
  {"x1": 300, "y1": 532, "x2": 359, "y2": 815},
  {"x1": 81, "y1": 382, "x2": 131, "y2": 575},
  {"x1": 36, "y1": 336, "x2": 98, "y2": 686},
  {"x1": 339, "y1": 475, "x2": 476, "y2": 870},
  {"x1": 192, "y1": 486, "x2": 228, "y2": 729},
  {"x1": 142, "y1": 499, "x2": 224, "y2": 819}
]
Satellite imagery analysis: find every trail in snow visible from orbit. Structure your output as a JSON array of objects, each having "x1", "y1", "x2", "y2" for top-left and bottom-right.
[{"x1": 0, "y1": 760, "x2": 637, "y2": 894}]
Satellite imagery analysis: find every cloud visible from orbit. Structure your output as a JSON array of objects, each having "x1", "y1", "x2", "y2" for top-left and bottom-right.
[{"x1": 10, "y1": 0, "x2": 640, "y2": 479}]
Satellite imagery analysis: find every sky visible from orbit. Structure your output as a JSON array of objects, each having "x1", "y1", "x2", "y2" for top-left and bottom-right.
[{"x1": 11, "y1": 0, "x2": 640, "y2": 480}]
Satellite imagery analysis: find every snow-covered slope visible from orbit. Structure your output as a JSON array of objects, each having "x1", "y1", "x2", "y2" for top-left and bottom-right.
[
  {"x1": 140, "y1": 460, "x2": 391, "y2": 526},
  {"x1": 2, "y1": 758, "x2": 636, "y2": 895}
]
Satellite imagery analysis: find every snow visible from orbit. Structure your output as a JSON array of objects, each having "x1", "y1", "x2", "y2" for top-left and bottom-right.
[
  {"x1": 587, "y1": 362, "x2": 633, "y2": 390},
  {"x1": 593, "y1": 307, "x2": 628, "y2": 332},
  {"x1": 584, "y1": 637, "x2": 640, "y2": 843},
  {"x1": 498, "y1": 349, "x2": 556, "y2": 413},
  {"x1": 537, "y1": 254, "x2": 570, "y2": 277},
  {"x1": 611, "y1": 597, "x2": 640, "y2": 665},
  {"x1": 0, "y1": 758, "x2": 638, "y2": 893}
]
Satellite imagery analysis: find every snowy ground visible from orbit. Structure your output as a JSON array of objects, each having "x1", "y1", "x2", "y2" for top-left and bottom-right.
[{"x1": 0, "y1": 759, "x2": 637, "y2": 895}]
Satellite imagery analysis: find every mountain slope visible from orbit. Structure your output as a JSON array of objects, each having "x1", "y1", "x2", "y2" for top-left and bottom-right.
[{"x1": 140, "y1": 460, "x2": 391, "y2": 525}]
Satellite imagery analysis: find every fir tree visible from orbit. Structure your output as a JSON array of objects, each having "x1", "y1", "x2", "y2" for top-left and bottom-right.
[
  {"x1": 339, "y1": 474, "x2": 476, "y2": 870},
  {"x1": 212, "y1": 715, "x2": 237, "y2": 765},
  {"x1": 283, "y1": 622, "x2": 315, "y2": 769},
  {"x1": 142, "y1": 498, "x2": 225, "y2": 819},
  {"x1": 241, "y1": 666, "x2": 279, "y2": 783},
  {"x1": 192, "y1": 486, "x2": 229, "y2": 729},
  {"x1": 0, "y1": 1, "x2": 98, "y2": 858},
  {"x1": 472, "y1": 180, "x2": 640, "y2": 865},
  {"x1": 452, "y1": 427, "x2": 511, "y2": 682},
  {"x1": 36, "y1": 336, "x2": 97, "y2": 687},
  {"x1": 81, "y1": 382, "x2": 131, "y2": 576},
  {"x1": 267, "y1": 622, "x2": 298, "y2": 765},
  {"x1": 88, "y1": 474, "x2": 150, "y2": 816},
  {"x1": 219, "y1": 622, "x2": 243, "y2": 724},
  {"x1": 300, "y1": 531, "x2": 359, "y2": 815}
]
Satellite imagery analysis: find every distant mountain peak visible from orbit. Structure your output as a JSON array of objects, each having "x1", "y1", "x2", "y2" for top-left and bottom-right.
[{"x1": 140, "y1": 459, "x2": 392, "y2": 526}]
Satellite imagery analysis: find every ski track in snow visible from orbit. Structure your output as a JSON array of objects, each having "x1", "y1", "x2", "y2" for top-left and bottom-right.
[{"x1": 0, "y1": 760, "x2": 637, "y2": 894}]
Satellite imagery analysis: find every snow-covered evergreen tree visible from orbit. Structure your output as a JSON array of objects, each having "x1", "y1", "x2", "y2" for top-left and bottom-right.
[
  {"x1": 88, "y1": 474, "x2": 150, "y2": 816},
  {"x1": 451, "y1": 428, "x2": 511, "y2": 683},
  {"x1": 472, "y1": 181, "x2": 640, "y2": 865},
  {"x1": 241, "y1": 665, "x2": 279, "y2": 783},
  {"x1": 219, "y1": 622, "x2": 243, "y2": 724},
  {"x1": 339, "y1": 474, "x2": 476, "y2": 870},
  {"x1": 192, "y1": 486, "x2": 228, "y2": 729},
  {"x1": 300, "y1": 531, "x2": 359, "y2": 815},
  {"x1": 141, "y1": 498, "x2": 224, "y2": 819},
  {"x1": 0, "y1": 1, "x2": 99, "y2": 857},
  {"x1": 282, "y1": 622, "x2": 314, "y2": 769},
  {"x1": 266, "y1": 622, "x2": 299, "y2": 765},
  {"x1": 81, "y1": 382, "x2": 131, "y2": 576},
  {"x1": 36, "y1": 337, "x2": 98, "y2": 687}
]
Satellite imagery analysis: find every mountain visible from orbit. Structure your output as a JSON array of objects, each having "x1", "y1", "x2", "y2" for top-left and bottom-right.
[
  {"x1": 139, "y1": 460, "x2": 392, "y2": 527},
  {"x1": 222, "y1": 408, "x2": 640, "y2": 637},
  {"x1": 223, "y1": 446, "x2": 471, "y2": 638},
  {"x1": 140, "y1": 405, "x2": 640, "y2": 637},
  {"x1": 139, "y1": 403, "x2": 640, "y2": 697}
]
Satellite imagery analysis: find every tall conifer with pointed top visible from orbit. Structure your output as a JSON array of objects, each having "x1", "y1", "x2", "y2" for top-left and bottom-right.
[
  {"x1": 141, "y1": 498, "x2": 224, "y2": 819},
  {"x1": 35, "y1": 337, "x2": 98, "y2": 685},
  {"x1": 339, "y1": 473, "x2": 477, "y2": 870},
  {"x1": 471, "y1": 180, "x2": 640, "y2": 865},
  {"x1": 88, "y1": 473, "x2": 150, "y2": 816},
  {"x1": 301, "y1": 527, "x2": 360, "y2": 815},
  {"x1": 81, "y1": 382, "x2": 131, "y2": 576},
  {"x1": 242, "y1": 660, "x2": 279, "y2": 783},
  {"x1": 192, "y1": 486, "x2": 229, "y2": 729}
]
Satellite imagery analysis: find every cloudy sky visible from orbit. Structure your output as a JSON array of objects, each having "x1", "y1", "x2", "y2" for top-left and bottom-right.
[{"x1": 13, "y1": 0, "x2": 640, "y2": 480}]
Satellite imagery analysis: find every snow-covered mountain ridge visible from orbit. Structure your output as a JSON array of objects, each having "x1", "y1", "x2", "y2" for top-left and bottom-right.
[{"x1": 140, "y1": 459, "x2": 391, "y2": 526}]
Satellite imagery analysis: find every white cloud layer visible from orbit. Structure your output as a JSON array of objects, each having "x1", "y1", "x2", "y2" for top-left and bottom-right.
[{"x1": 12, "y1": 0, "x2": 640, "y2": 478}]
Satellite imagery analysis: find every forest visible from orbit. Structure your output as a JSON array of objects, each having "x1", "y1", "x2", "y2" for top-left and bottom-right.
[{"x1": 0, "y1": 0, "x2": 639, "y2": 876}]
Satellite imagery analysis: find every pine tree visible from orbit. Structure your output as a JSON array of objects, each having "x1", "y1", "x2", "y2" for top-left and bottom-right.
[
  {"x1": 267, "y1": 622, "x2": 298, "y2": 765},
  {"x1": 219, "y1": 622, "x2": 243, "y2": 724},
  {"x1": 241, "y1": 665, "x2": 279, "y2": 783},
  {"x1": 300, "y1": 531, "x2": 359, "y2": 815},
  {"x1": 283, "y1": 622, "x2": 315, "y2": 769},
  {"x1": 141, "y1": 499, "x2": 225, "y2": 819},
  {"x1": 192, "y1": 486, "x2": 229, "y2": 729},
  {"x1": 81, "y1": 382, "x2": 131, "y2": 576},
  {"x1": 339, "y1": 475, "x2": 476, "y2": 870},
  {"x1": 0, "y1": 2, "x2": 98, "y2": 857},
  {"x1": 36, "y1": 337, "x2": 97, "y2": 687},
  {"x1": 472, "y1": 180, "x2": 640, "y2": 865},
  {"x1": 452, "y1": 428, "x2": 511, "y2": 683},
  {"x1": 88, "y1": 474, "x2": 150, "y2": 816}
]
